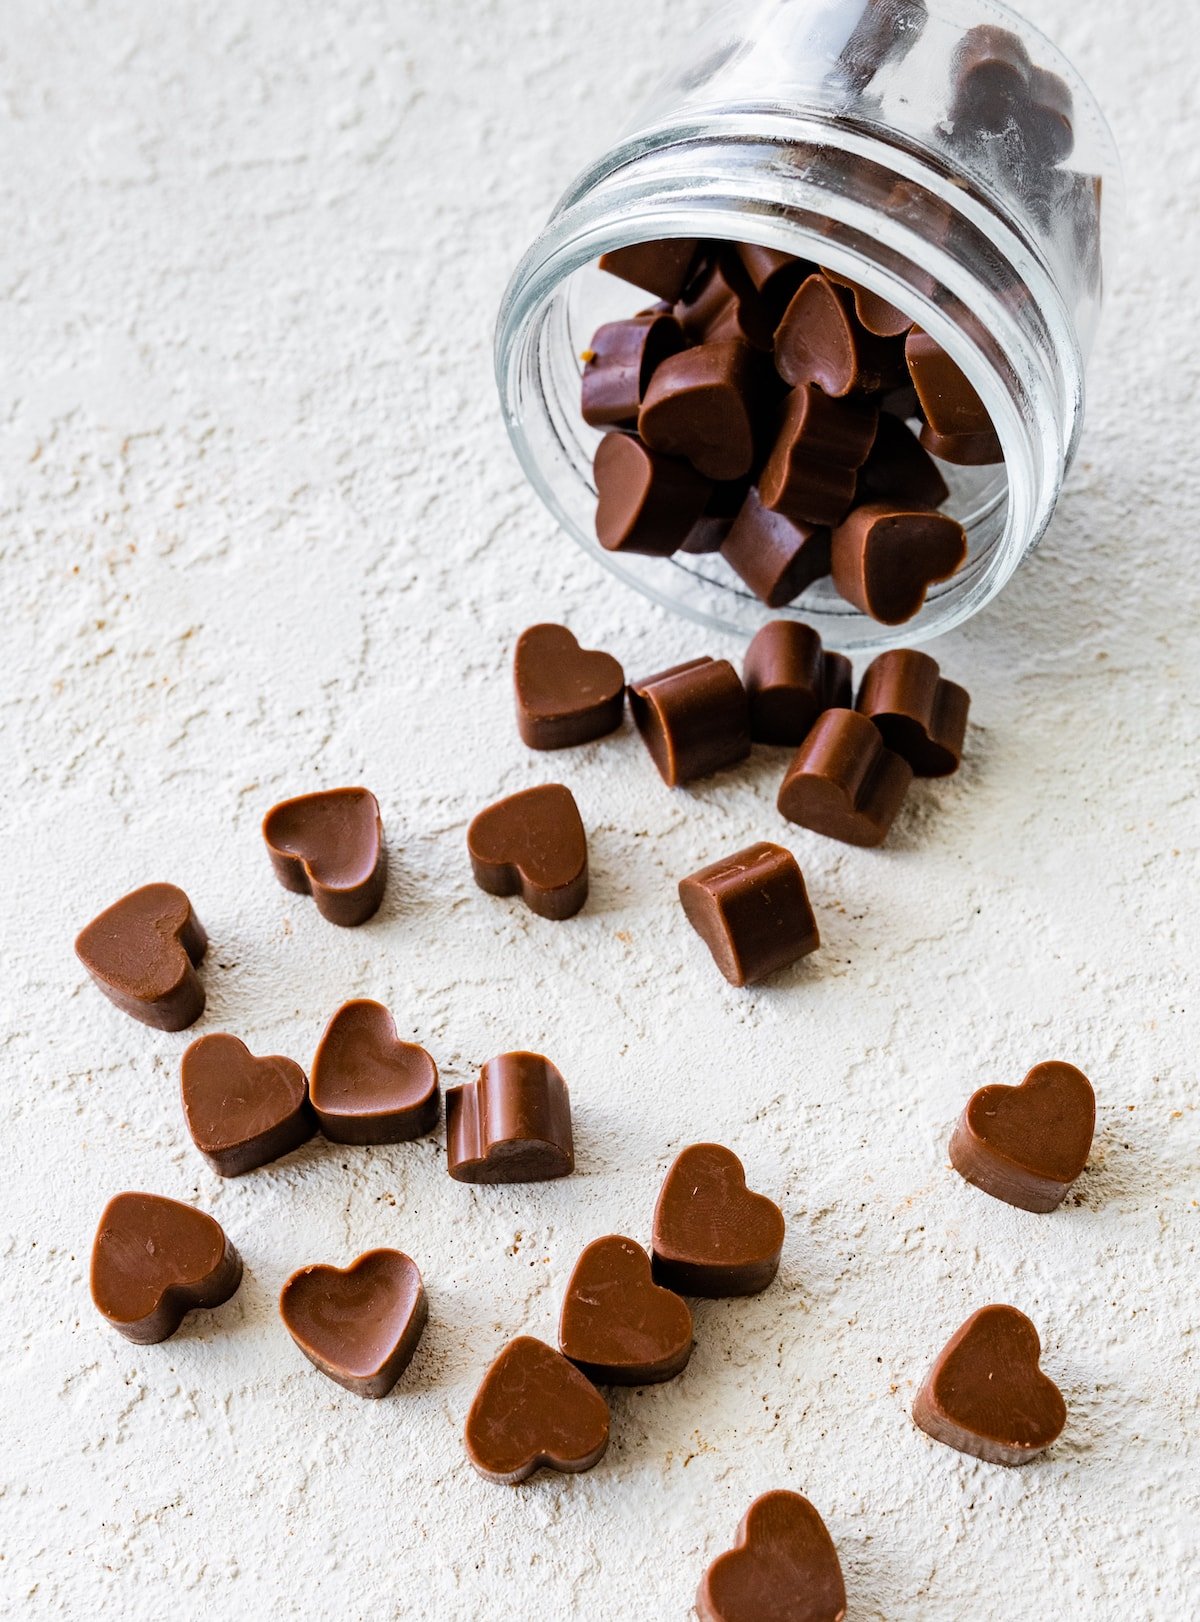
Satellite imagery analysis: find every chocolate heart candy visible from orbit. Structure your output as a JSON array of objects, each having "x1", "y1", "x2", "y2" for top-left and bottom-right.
[
  {"x1": 513, "y1": 624, "x2": 625, "y2": 750},
  {"x1": 465, "y1": 1335, "x2": 610, "y2": 1485},
  {"x1": 744, "y1": 621, "x2": 851, "y2": 747},
  {"x1": 628, "y1": 658, "x2": 751, "y2": 787},
  {"x1": 75, "y1": 882, "x2": 207, "y2": 1031},
  {"x1": 823, "y1": 266, "x2": 913, "y2": 339},
  {"x1": 91, "y1": 1191, "x2": 242, "y2": 1344},
  {"x1": 639, "y1": 340, "x2": 758, "y2": 482},
  {"x1": 599, "y1": 238, "x2": 699, "y2": 302},
  {"x1": 733, "y1": 243, "x2": 813, "y2": 320},
  {"x1": 919, "y1": 421, "x2": 1004, "y2": 466},
  {"x1": 593, "y1": 432, "x2": 712, "y2": 557},
  {"x1": 467, "y1": 783, "x2": 588, "y2": 920},
  {"x1": 446, "y1": 1051, "x2": 574, "y2": 1184},
  {"x1": 181, "y1": 1033, "x2": 316, "y2": 1176},
  {"x1": 775, "y1": 272, "x2": 906, "y2": 396},
  {"x1": 262, "y1": 787, "x2": 386, "y2": 927},
  {"x1": 581, "y1": 312, "x2": 686, "y2": 429},
  {"x1": 904, "y1": 328, "x2": 993, "y2": 439},
  {"x1": 559, "y1": 1235, "x2": 693, "y2": 1386},
  {"x1": 652, "y1": 1143, "x2": 784, "y2": 1297},
  {"x1": 697, "y1": 1491, "x2": 847, "y2": 1622},
  {"x1": 913, "y1": 1304, "x2": 1067, "y2": 1466},
  {"x1": 777, "y1": 709, "x2": 913, "y2": 847},
  {"x1": 720, "y1": 489, "x2": 831, "y2": 608},
  {"x1": 674, "y1": 256, "x2": 775, "y2": 352},
  {"x1": 949, "y1": 1061, "x2": 1095, "y2": 1213},
  {"x1": 310, "y1": 1000, "x2": 439, "y2": 1145},
  {"x1": 279, "y1": 1249, "x2": 427, "y2": 1398},
  {"x1": 830, "y1": 502, "x2": 967, "y2": 624},
  {"x1": 758, "y1": 385, "x2": 877, "y2": 528},
  {"x1": 856, "y1": 412, "x2": 950, "y2": 509},
  {"x1": 679, "y1": 842, "x2": 819, "y2": 988},
  {"x1": 856, "y1": 649, "x2": 970, "y2": 776}
]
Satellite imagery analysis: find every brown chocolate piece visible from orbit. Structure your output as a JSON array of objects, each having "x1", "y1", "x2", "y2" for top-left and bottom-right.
[
  {"x1": 919, "y1": 421, "x2": 1004, "y2": 466},
  {"x1": 652, "y1": 1143, "x2": 784, "y2": 1297},
  {"x1": 759, "y1": 386, "x2": 877, "y2": 528},
  {"x1": 949, "y1": 1061, "x2": 1095, "y2": 1213},
  {"x1": 674, "y1": 255, "x2": 774, "y2": 351},
  {"x1": 904, "y1": 328, "x2": 993, "y2": 439},
  {"x1": 743, "y1": 621, "x2": 852, "y2": 747},
  {"x1": 90, "y1": 1191, "x2": 242, "y2": 1344},
  {"x1": 513, "y1": 623, "x2": 625, "y2": 750},
  {"x1": 594, "y1": 431, "x2": 712, "y2": 557},
  {"x1": 262, "y1": 787, "x2": 386, "y2": 928},
  {"x1": 823, "y1": 266, "x2": 912, "y2": 338},
  {"x1": 775, "y1": 273, "x2": 906, "y2": 396},
  {"x1": 734, "y1": 243, "x2": 813, "y2": 320},
  {"x1": 831, "y1": 502, "x2": 967, "y2": 624},
  {"x1": 856, "y1": 413, "x2": 949, "y2": 509},
  {"x1": 777, "y1": 709, "x2": 913, "y2": 847},
  {"x1": 949, "y1": 27, "x2": 1073, "y2": 165},
  {"x1": 599, "y1": 238, "x2": 699, "y2": 302},
  {"x1": 913, "y1": 1304, "x2": 1067, "y2": 1466},
  {"x1": 581, "y1": 313, "x2": 686, "y2": 429},
  {"x1": 181, "y1": 1033, "x2": 315, "y2": 1177},
  {"x1": 720, "y1": 489, "x2": 831, "y2": 608},
  {"x1": 310, "y1": 1000, "x2": 439, "y2": 1145},
  {"x1": 856, "y1": 649, "x2": 969, "y2": 775},
  {"x1": 279, "y1": 1249, "x2": 427, "y2": 1398},
  {"x1": 679, "y1": 842, "x2": 819, "y2": 988},
  {"x1": 697, "y1": 1491, "x2": 847, "y2": 1622},
  {"x1": 464, "y1": 1336, "x2": 610, "y2": 1485},
  {"x1": 446, "y1": 1051, "x2": 574, "y2": 1184},
  {"x1": 639, "y1": 340, "x2": 758, "y2": 482},
  {"x1": 467, "y1": 783, "x2": 588, "y2": 920},
  {"x1": 628, "y1": 658, "x2": 751, "y2": 787},
  {"x1": 75, "y1": 883, "x2": 207, "y2": 1031},
  {"x1": 681, "y1": 478, "x2": 752, "y2": 554},
  {"x1": 559, "y1": 1235, "x2": 693, "y2": 1386}
]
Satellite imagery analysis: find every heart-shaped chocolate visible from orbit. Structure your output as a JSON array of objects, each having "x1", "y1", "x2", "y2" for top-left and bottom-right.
[
  {"x1": 652, "y1": 1143, "x2": 785, "y2": 1297},
  {"x1": 181, "y1": 1032, "x2": 316, "y2": 1176},
  {"x1": 697, "y1": 1491, "x2": 847, "y2": 1622},
  {"x1": 467, "y1": 783, "x2": 588, "y2": 920},
  {"x1": 830, "y1": 502, "x2": 967, "y2": 624},
  {"x1": 279, "y1": 1249, "x2": 427, "y2": 1398},
  {"x1": 513, "y1": 624, "x2": 625, "y2": 751},
  {"x1": 743, "y1": 621, "x2": 851, "y2": 747},
  {"x1": 639, "y1": 340, "x2": 758, "y2": 482},
  {"x1": 75, "y1": 882, "x2": 207, "y2": 1031},
  {"x1": 90, "y1": 1191, "x2": 242, "y2": 1344},
  {"x1": 262, "y1": 787, "x2": 386, "y2": 927},
  {"x1": 559, "y1": 1235, "x2": 693, "y2": 1385},
  {"x1": 310, "y1": 999, "x2": 439, "y2": 1145},
  {"x1": 913, "y1": 1303, "x2": 1066, "y2": 1466},
  {"x1": 856, "y1": 649, "x2": 970, "y2": 777},
  {"x1": 777, "y1": 709, "x2": 913, "y2": 848},
  {"x1": 594, "y1": 431, "x2": 712, "y2": 557},
  {"x1": 775, "y1": 272, "x2": 905, "y2": 396},
  {"x1": 464, "y1": 1335, "x2": 610, "y2": 1484},
  {"x1": 950, "y1": 1061, "x2": 1095, "y2": 1212},
  {"x1": 446, "y1": 1051, "x2": 574, "y2": 1184}
]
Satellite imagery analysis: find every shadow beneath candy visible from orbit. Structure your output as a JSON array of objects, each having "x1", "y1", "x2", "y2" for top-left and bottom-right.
[{"x1": 1067, "y1": 1117, "x2": 1180, "y2": 1211}]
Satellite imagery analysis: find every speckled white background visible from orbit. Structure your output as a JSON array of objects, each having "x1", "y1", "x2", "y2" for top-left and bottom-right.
[{"x1": 2, "y1": 2, "x2": 1197, "y2": 1618}]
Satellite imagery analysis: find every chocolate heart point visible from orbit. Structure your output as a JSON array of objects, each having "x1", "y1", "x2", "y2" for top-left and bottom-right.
[
  {"x1": 559, "y1": 1235, "x2": 693, "y2": 1385},
  {"x1": 262, "y1": 787, "x2": 386, "y2": 927},
  {"x1": 464, "y1": 1336, "x2": 610, "y2": 1484},
  {"x1": 91, "y1": 1192, "x2": 242, "y2": 1344},
  {"x1": 181, "y1": 1033, "x2": 316, "y2": 1177},
  {"x1": 697, "y1": 1490, "x2": 847, "y2": 1622},
  {"x1": 652, "y1": 1143, "x2": 784, "y2": 1297},
  {"x1": 310, "y1": 1000, "x2": 439, "y2": 1145},
  {"x1": 467, "y1": 784, "x2": 588, "y2": 920},
  {"x1": 513, "y1": 624, "x2": 625, "y2": 750},
  {"x1": 280, "y1": 1249, "x2": 427, "y2": 1398},
  {"x1": 75, "y1": 883, "x2": 207, "y2": 1030},
  {"x1": 950, "y1": 1060, "x2": 1095, "y2": 1212}
]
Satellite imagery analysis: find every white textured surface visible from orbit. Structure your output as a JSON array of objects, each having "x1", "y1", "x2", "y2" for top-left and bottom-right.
[{"x1": 2, "y1": 2, "x2": 1198, "y2": 1618}]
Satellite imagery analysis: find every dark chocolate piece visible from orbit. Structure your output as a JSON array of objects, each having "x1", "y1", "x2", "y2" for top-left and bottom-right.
[
  {"x1": 262, "y1": 787, "x2": 386, "y2": 928},
  {"x1": 919, "y1": 421, "x2": 1004, "y2": 466},
  {"x1": 594, "y1": 431, "x2": 712, "y2": 557},
  {"x1": 720, "y1": 488, "x2": 831, "y2": 608},
  {"x1": 949, "y1": 1061, "x2": 1095, "y2": 1213},
  {"x1": 743, "y1": 621, "x2": 852, "y2": 747},
  {"x1": 581, "y1": 313, "x2": 686, "y2": 429},
  {"x1": 652, "y1": 1143, "x2": 784, "y2": 1297},
  {"x1": 279, "y1": 1249, "x2": 427, "y2": 1398},
  {"x1": 674, "y1": 255, "x2": 774, "y2": 351},
  {"x1": 599, "y1": 238, "x2": 699, "y2": 302},
  {"x1": 513, "y1": 623, "x2": 625, "y2": 750},
  {"x1": 856, "y1": 649, "x2": 969, "y2": 775},
  {"x1": 467, "y1": 784, "x2": 588, "y2": 920},
  {"x1": 774, "y1": 273, "x2": 906, "y2": 396},
  {"x1": 777, "y1": 709, "x2": 912, "y2": 847},
  {"x1": 639, "y1": 340, "x2": 758, "y2": 482},
  {"x1": 823, "y1": 266, "x2": 912, "y2": 338},
  {"x1": 90, "y1": 1191, "x2": 242, "y2": 1344},
  {"x1": 310, "y1": 999, "x2": 439, "y2": 1145},
  {"x1": 446, "y1": 1051, "x2": 574, "y2": 1184},
  {"x1": 464, "y1": 1336, "x2": 610, "y2": 1485},
  {"x1": 181, "y1": 1033, "x2": 315, "y2": 1176},
  {"x1": 904, "y1": 328, "x2": 993, "y2": 439},
  {"x1": 628, "y1": 658, "x2": 751, "y2": 787},
  {"x1": 679, "y1": 841, "x2": 819, "y2": 987},
  {"x1": 759, "y1": 386, "x2": 878, "y2": 528},
  {"x1": 75, "y1": 883, "x2": 207, "y2": 1031},
  {"x1": 831, "y1": 501, "x2": 967, "y2": 624},
  {"x1": 913, "y1": 1304, "x2": 1066, "y2": 1466},
  {"x1": 856, "y1": 413, "x2": 950, "y2": 509},
  {"x1": 949, "y1": 27, "x2": 1074, "y2": 166},
  {"x1": 559, "y1": 1235, "x2": 693, "y2": 1385},
  {"x1": 733, "y1": 243, "x2": 813, "y2": 320},
  {"x1": 697, "y1": 1491, "x2": 847, "y2": 1622},
  {"x1": 681, "y1": 478, "x2": 752, "y2": 554}
]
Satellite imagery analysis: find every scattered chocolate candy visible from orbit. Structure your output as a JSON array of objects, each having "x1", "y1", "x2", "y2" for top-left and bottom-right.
[
  {"x1": 912, "y1": 1303, "x2": 1067, "y2": 1466},
  {"x1": 639, "y1": 340, "x2": 758, "y2": 482},
  {"x1": 758, "y1": 384, "x2": 877, "y2": 527},
  {"x1": 675, "y1": 254, "x2": 775, "y2": 351},
  {"x1": 679, "y1": 842, "x2": 819, "y2": 987},
  {"x1": 652, "y1": 1143, "x2": 784, "y2": 1297},
  {"x1": 464, "y1": 1335, "x2": 610, "y2": 1484},
  {"x1": 467, "y1": 783, "x2": 588, "y2": 920},
  {"x1": 446, "y1": 1051, "x2": 574, "y2": 1184},
  {"x1": 856, "y1": 648, "x2": 969, "y2": 775},
  {"x1": 720, "y1": 488, "x2": 831, "y2": 607},
  {"x1": 310, "y1": 999, "x2": 439, "y2": 1145},
  {"x1": 581, "y1": 312, "x2": 686, "y2": 429},
  {"x1": 949, "y1": 1061, "x2": 1095, "y2": 1213},
  {"x1": 777, "y1": 709, "x2": 913, "y2": 847},
  {"x1": 696, "y1": 1490, "x2": 847, "y2": 1622},
  {"x1": 90, "y1": 1191, "x2": 242, "y2": 1344},
  {"x1": 830, "y1": 501, "x2": 967, "y2": 624},
  {"x1": 904, "y1": 327, "x2": 1001, "y2": 463},
  {"x1": 559, "y1": 1235, "x2": 693, "y2": 1386},
  {"x1": 75, "y1": 882, "x2": 207, "y2": 1031},
  {"x1": 594, "y1": 430, "x2": 712, "y2": 556},
  {"x1": 262, "y1": 787, "x2": 386, "y2": 927},
  {"x1": 743, "y1": 621, "x2": 851, "y2": 746},
  {"x1": 599, "y1": 238, "x2": 699, "y2": 302},
  {"x1": 279, "y1": 1249, "x2": 428, "y2": 1398},
  {"x1": 856, "y1": 412, "x2": 950, "y2": 508},
  {"x1": 180, "y1": 1033, "x2": 316, "y2": 1176},
  {"x1": 513, "y1": 623, "x2": 625, "y2": 750},
  {"x1": 628, "y1": 658, "x2": 751, "y2": 787},
  {"x1": 775, "y1": 272, "x2": 905, "y2": 396}
]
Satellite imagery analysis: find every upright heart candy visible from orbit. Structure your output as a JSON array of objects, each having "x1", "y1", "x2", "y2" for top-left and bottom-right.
[
  {"x1": 181, "y1": 1032, "x2": 316, "y2": 1176},
  {"x1": 639, "y1": 340, "x2": 758, "y2": 482},
  {"x1": 467, "y1": 784, "x2": 588, "y2": 920},
  {"x1": 279, "y1": 1249, "x2": 427, "y2": 1398},
  {"x1": 775, "y1": 272, "x2": 906, "y2": 396},
  {"x1": 90, "y1": 1191, "x2": 243, "y2": 1344},
  {"x1": 777, "y1": 708, "x2": 913, "y2": 847},
  {"x1": 949, "y1": 1061, "x2": 1095, "y2": 1212},
  {"x1": 310, "y1": 1000, "x2": 440, "y2": 1145},
  {"x1": 559, "y1": 1235, "x2": 693, "y2": 1385},
  {"x1": 913, "y1": 1303, "x2": 1067, "y2": 1466},
  {"x1": 75, "y1": 882, "x2": 207, "y2": 1030},
  {"x1": 513, "y1": 624, "x2": 626, "y2": 751},
  {"x1": 856, "y1": 648, "x2": 970, "y2": 777},
  {"x1": 262, "y1": 787, "x2": 386, "y2": 927},
  {"x1": 697, "y1": 1491, "x2": 847, "y2": 1622},
  {"x1": 464, "y1": 1335, "x2": 610, "y2": 1485},
  {"x1": 446, "y1": 1051, "x2": 574, "y2": 1184},
  {"x1": 652, "y1": 1143, "x2": 785, "y2": 1297},
  {"x1": 831, "y1": 502, "x2": 967, "y2": 625}
]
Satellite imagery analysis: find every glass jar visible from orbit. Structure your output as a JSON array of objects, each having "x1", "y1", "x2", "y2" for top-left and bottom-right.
[{"x1": 494, "y1": 0, "x2": 1121, "y2": 652}]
